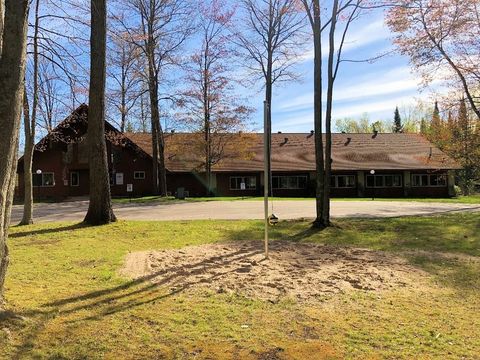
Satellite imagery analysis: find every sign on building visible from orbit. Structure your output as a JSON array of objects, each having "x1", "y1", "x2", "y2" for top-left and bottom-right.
[{"x1": 116, "y1": 173, "x2": 124, "y2": 185}]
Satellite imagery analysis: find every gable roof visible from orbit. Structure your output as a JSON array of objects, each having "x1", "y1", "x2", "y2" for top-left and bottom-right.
[
  {"x1": 126, "y1": 132, "x2": 461, "y2": 172},
  {"x1": 28, "y1": 104, "x2": 152, "y2": 161}
]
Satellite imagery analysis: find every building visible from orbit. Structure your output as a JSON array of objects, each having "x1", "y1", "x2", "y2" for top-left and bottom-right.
[{"x1": 16, "y1": 105, "x2": 461, "y2": 201}]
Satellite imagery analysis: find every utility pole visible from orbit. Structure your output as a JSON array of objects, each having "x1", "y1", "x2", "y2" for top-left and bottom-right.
[{"x1": 263, "y1": 100, "x2": 269, "y2": 259}]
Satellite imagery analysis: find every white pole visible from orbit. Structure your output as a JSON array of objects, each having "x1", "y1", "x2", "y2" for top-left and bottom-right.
[{"x1": 263, "y1": 100, "x2": 269, "y2": 259}]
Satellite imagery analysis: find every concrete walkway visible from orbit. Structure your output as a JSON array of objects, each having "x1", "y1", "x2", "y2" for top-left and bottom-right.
[{"x1": 10, "y1": 199, "x2": 480, "y2": 224}]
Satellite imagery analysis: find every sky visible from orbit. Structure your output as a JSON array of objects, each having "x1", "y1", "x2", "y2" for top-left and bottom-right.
[{"x1": 248, "y1": 9, "x2": 437, "y2": 133}]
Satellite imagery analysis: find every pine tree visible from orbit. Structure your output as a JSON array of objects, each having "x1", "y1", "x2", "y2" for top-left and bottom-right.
[
  {"x1": 393, "y1": 106, "x2": 402, "y2": 133},
  {"x1": 420, "y1": 118, "x2": 428, "y2": 135}
]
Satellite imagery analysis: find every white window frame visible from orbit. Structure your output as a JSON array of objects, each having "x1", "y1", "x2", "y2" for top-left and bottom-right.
[
  {"x1": 230, "y1": 176, "x2": 256, "y2": 190},
  {"x1": 272, "y1": 175, "x2": 308, "y2": 190},
  {"x1": 330, "y1": 175, "x2": 356, "y2": 188},
  {"x1": 134, "y1": 171, "x2": 146, "y2": 180},
  {"x1": 33, "y1": 172, "x2": 55, "y2": 187},
  {"x1": 412, "y1": 174, "x2": 447, "y2": 187},
  {"x1": 70, "y1": 171, "x2": 80, "y2": 187},
  {"x1": 366, "y1": 174, "x2": 402, "y2": 188}
]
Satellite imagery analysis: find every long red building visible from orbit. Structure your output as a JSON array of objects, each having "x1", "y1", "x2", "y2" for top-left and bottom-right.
[{"x1": 15, "y1": 105, "x2": 461, "y2": 201}]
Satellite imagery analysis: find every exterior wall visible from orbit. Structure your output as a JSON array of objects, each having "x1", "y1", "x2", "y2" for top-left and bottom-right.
[
  {"x1": 16, "y1": 141, "x2": 155, "y2": 200},
  {"x1": 167, "y1": 172, "x2": 208, "y2": 197},
  {"x1": 216, "y1": 172, "x2": 261, "y2": 197},
  {"x1": 16, "y1": 140, "x2": 455, "y2": 201},
  {"x1": 110, "y1": 144, "x2": 153, "y2": 197}
]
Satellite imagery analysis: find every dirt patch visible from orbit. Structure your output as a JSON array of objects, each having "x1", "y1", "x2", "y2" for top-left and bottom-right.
[{"x1": 120, "y1": 241, "x2": 427, "y2": 302}]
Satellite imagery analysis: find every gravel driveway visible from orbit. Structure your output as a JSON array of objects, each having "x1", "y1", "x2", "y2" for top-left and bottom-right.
[{"x1": 9, "y1": 199, "x2": 480, "y2": 224}]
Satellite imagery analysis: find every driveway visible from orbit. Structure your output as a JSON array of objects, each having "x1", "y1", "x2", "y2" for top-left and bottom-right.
[{"x1": 9, "y1": 199, "x2": 480, "y2": 224}]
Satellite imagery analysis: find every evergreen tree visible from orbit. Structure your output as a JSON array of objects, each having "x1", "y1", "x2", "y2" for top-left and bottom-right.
[
  {"x1": 393, "y1": 106, "x2": 402, "y2": 133},
  {"x1": 420, "y1": 118, "x2": 428, "y2": 135}
]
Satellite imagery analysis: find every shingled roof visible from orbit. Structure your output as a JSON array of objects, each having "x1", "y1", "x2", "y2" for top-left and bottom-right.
[{"x1": 126, "y1": 132, "x2": 460, "y2": 172}]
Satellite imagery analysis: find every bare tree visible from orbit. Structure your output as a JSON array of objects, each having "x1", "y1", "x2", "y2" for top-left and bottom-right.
[
  {"x1": 0, "y1": 0, "x2": 30, "y2": 306},
  {"x1": 20, "y1": 0, "x2": 41, "y2": 226},
  {"x1": 235, "y1": 0, "x2": 306, "y2": 195},
  {"x1": 302, "y1": 0, "x2": 368, "y2": 226},
  {"x1": 301, "y1": 0, "x2": 325, "y2": 227},
  {"x1": 180, "y1": 0, "x2": 252, "y2": 195},
  {"x1": 114, "y1": 0, "x2": 194, "y2": 196},
  {"x1": 107, "y1": 31, "x2": 142, "y2": 132},
  {"x1": 83, "y1": 0, "x2": 116, "y2": 225}
]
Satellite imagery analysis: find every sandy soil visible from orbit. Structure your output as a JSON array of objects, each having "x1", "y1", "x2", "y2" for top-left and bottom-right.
[{"x1": 120, "y1": 241, "x2": 428, "y2": 302}]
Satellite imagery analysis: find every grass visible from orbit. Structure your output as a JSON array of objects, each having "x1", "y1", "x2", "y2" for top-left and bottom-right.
[
  {"x1": 112, "y1": 194, "x2": 480, "y2": 204},
  {"x1": 1, "y1": 213, "x2": 480, "y2": 358}
]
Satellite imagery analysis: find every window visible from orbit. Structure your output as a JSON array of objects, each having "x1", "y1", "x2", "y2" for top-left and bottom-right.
[
  {"x1": 230, "y1": 176, "x2": 256, "y2": 190},
  {"x1": 412, "y1": 174, "x2": 447, "y2": 187},
  {"x1": 330, "y1": 175, "x2": 356, "y2": 188},
  {"x1": 272, "y1": 176, "x2": 308, "y2": 189},
  {"x1": 134, "y1": 171, "x2": 145, "y2": 180},
  {"x1": 366, "y1": 174, "x2": 402, "y2": 188},
  {"x1": 33, "y1": 172, "x2": 55, "y2": 187},
  {"x1": 70, "y1": 172, "x2": 79, "y2": 187}
]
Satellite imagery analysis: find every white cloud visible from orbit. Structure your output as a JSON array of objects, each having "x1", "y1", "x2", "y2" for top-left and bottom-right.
[{"x1": 299, "y1": 18, "x2": 389, "y2": 62}]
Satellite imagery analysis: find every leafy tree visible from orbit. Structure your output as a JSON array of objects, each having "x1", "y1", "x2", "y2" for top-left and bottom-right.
[{"x1": 387, "y1": 0, "x2": 480, "y2": 119}]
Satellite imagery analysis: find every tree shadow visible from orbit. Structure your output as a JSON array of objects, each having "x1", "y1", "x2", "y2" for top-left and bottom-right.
[
  {"x1": 9, "y1": 223, "x2": 87, "y2": 239},
  {"x1": 6, "y1": 245, "x2": 263, "y2": 358}
]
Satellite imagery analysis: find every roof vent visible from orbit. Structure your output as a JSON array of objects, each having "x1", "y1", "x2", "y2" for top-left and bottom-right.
[
  {"x1": 429, "y1": 147, "x2": 433, "y2": 158},
  {"x1": 345, "y1": 137, "x2": 351, "y2": 146},
  {"x1": 280, "y1": 137, "x2": 288, "y2": 146},
  {"x1": 372, "y1": 130, "x2": 378, "y2": 138},
  {"x1": 170, "y1": 129, "x2": 175, "y2": 134},
  {"x1": 307, "y1": 130, "x2": 314, "y2": 138},
  {"x1": 341, "y1": 131, "x2": 346, "y2": 134},
  {"x1": 277, "y1": 131, "x2": 282, "y2": 134}
]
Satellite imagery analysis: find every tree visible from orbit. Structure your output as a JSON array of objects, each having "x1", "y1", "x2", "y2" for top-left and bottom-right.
[
  {"x1": 114, "y1": 0, "x2": 194, "y2": 196},
  {"x1": 83, "y1": 0, "x2": 116, "y2": 225},
  {"x1": 235, "y1": 0, "x2": 306, "y2": 196},
  {"x1": 393, "y1": 106, "x2": 402, "y2": 133},
  {"x1": 301, "y1": 0, "x2": 325, "y2": 227},
  {"x1": 20, "y1": 0, "x2": 41, "y2": 226},
  {"x1": 0, "y1": 0, "x2": 30, "y2": 306},
  {"x1": 302, "y1": 0, "x2": 368, "y2": 227},
  {"x1": 180, "y1": 0, "x2": 252, "y2": 195},
  {"x1": 387, "y1": 0, "x2": 480, "y2": 120},
  {"x1": 107, "y1": 31, "x2": 142, "y2": 132}
]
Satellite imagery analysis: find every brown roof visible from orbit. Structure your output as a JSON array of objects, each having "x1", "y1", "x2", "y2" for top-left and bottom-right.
[{"x1": 125, "y1": 132, "x2": 461, "y2": 172}]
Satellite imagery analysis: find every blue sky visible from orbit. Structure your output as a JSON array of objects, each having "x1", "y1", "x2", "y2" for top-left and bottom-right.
[{"x1": 248, "y1": 9, "x2": 436, "y2": 133}]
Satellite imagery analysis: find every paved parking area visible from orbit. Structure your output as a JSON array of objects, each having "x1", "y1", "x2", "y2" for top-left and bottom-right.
[{"x1": 10, "y1": 199, "x2": 480, "y2": 224}]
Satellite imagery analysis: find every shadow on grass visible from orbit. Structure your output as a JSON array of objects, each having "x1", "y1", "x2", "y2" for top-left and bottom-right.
[
  {"x1": 7, "y1": 245, "x2": 263, "y2": 358},
  {"x1": 9, "y1": 223, "x2": 87, "y2": 239}
]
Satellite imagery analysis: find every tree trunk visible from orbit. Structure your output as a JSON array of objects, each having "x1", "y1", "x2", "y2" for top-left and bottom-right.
[
  {"x1": 21, "y1": 90, "x2": 34, "y2": 225},
  {"x1": 20, "y1": 0, "x2": 40, "y2": 226},
  {"x1": 0, "y1": 0, "x2": 30, "y2": 305},
  {"x1": 84, "y1": 0, "x2": 116, "y2": 225},
  {"x1": 322, "y1": 0, "x2": 338, "y2": 226},
  {"x1": 311, "y1": 0, "x2": 326, "y2": 228}
]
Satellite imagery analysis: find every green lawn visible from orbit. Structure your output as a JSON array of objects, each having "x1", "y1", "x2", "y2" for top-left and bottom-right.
[
  {"x1": 112, "y1": 194, "x2": 480, "y2": 205},
  {"x1": 1, "y1": 214, "x2": 480, "y2": 359}
]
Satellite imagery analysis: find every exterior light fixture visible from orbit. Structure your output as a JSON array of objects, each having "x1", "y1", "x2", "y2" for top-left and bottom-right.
[
  {"x1": 36, "y1": 169, "x2": 42, "y2": 175},
  {"x1": 370, "y1": 170, "x2": 375, "y2": 201}
]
